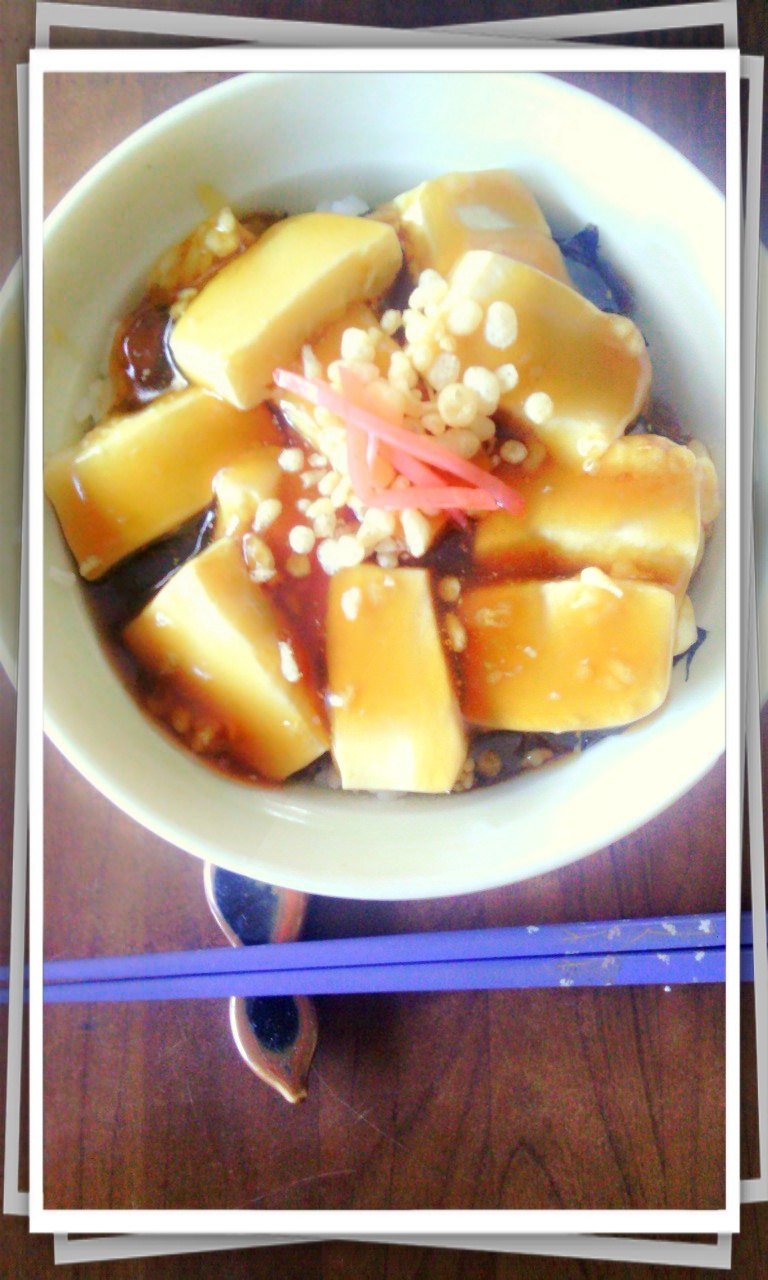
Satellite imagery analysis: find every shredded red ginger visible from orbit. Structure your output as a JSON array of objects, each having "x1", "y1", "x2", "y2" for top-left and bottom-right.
[{"x1": 272, "y1": 367, "x2": 524, "y2": 515}]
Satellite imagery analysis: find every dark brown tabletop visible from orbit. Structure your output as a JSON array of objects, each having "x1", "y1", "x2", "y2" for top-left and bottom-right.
[{"x1": 1, "y1": 1, "x2": 766, "y2": 1276}]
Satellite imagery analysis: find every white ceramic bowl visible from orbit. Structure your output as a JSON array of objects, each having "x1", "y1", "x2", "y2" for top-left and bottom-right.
[{"x1": 43, "y1": 71, "x2": 727, "y2": 899}]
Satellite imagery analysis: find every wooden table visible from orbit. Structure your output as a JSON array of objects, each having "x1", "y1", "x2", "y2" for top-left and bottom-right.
[{"x1": 0, "y1": 2, "x2": 765, "y2": 1275}]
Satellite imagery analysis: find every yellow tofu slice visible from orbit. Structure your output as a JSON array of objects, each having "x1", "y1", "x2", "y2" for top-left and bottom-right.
[
  {"x1": 212, "y1": 446, "x2": 284, "y2": 538},
  {"x1": 475, "y1": 434, "x2": 702, "y2": 597},
  {"x1": 387, "y1": 170, "x2": 571, "y2": 284},
  {"x1": 169, "y1": 213, "x2": 403, "y2": 409},
  {"x1": 459, "y1": 573, "x2": 676, "y2": 733},
  {"x1": 325, "y1": 565, "x2": 467, "y2": 792},
  {"x1": 123, "y1": 538, "x2": 329, "y2": 781},
  {"x1": 44, "y1": 388, "x2": 279, "y2": 579},
  {"x1": 445, "y1": 250, "x2": 651, "y2": 468}
]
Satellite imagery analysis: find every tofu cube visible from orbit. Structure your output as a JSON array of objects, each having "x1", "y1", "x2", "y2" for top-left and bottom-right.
[
  {"x1": 475, "y1": 434, "x2": 702, "y2": 598},
  {"x1": 44, "y1": 388, "x2": 280, "y2": 579},
  {"x1": 326, "y1": 565, "x2": 467, "y2": 792},
  {"x1": 445, "y1": 251, "x2": 651, "y2": 468},
  {"x1": 212, "y1": 446, "x2": 284, "y2": 538},
  {"x1": 390, "y1": 170, "x2": 571, "y2": 284},
  {"x1": 123, "y1": 538, "x2": 329, "y2": 781},
  {"x1": 459, "y1": 574, "x2": 676, "y2": 733},
  {"x1": 169, "y1": 213, "x2": 403, "y2": 409}
]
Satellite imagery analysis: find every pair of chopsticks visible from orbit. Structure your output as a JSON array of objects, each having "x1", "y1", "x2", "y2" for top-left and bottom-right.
[{"x1": 2, "y1": 911, "x2": 757, "y2": 1006}]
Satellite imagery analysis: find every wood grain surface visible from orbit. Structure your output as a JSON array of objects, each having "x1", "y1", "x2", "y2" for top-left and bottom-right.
[{"x1": 0, "y1": 0, "x2": 766, "y2": 1276}]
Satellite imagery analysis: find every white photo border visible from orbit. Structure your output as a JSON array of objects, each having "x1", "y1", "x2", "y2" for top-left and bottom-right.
[
  {"x1": 0, "y1": 1, "x2": 759, "y2": 1270},
  {"x1": 25, "y1": 39, "x2": 743, "y2": 1240}
]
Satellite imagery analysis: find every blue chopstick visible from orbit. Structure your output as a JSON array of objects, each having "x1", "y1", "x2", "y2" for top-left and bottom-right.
[
  {"x1": 42, "y1": 910, "x2": 731, "y2": 989},
  {"x1": 0, "y1": 913, "x2": 757, "y2": 1006},
  {"x1": 38, "y1": 944, "x2": 741, "y2": 1003}
]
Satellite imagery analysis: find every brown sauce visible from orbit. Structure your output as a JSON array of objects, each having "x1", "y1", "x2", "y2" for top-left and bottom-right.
[
  {"x1": 81, "y1": 425, "x2": 620, "y2": 794},
  {"x1": 75, "y1": 209, "x2": 694, "y2": 794},
  {"x1": 109, "y1": 287, "x2": 181, "y2": 413}
]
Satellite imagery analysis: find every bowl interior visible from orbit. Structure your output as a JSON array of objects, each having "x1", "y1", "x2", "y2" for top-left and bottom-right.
[{"x1": 43, "y1": 71, "x2": 727, "y2": 899}]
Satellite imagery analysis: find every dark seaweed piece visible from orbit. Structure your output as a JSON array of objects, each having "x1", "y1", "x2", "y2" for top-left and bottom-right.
[
  {"x1": 470, "y1": 725, "x2": 621, "y2": 786},
  {"x1": 290, "y1": 753, "x2": 333, "y2": 784},
  {"x1": 83, "y1": 506, "x2": 216, "y2": 633},
  {"x1": 625, "y1": 408, "x2": 691, "y2": 446},
  {"x1": 625, "y1": 415, "x2": 653, "y2": 436},
  {"x1": 378, "y1": 255, "x2": 416, "y2": 322},
  {"x1": 674, "y1": 626, "x2": 708, "y2": 680},
  {"x1": 557, "y1": 224, "x2": 634, "y2": 315},
  {"x1": 527, "y1": 728, "x2": 621, "y2": 755}
]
